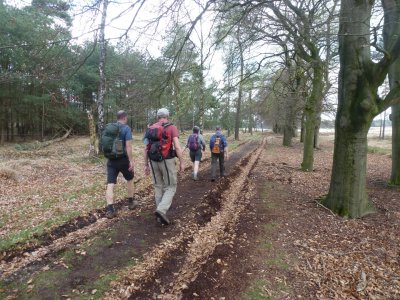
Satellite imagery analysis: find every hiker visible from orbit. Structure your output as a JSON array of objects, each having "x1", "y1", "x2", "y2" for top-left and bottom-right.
[
  {"x1": 144, "y1": 108, "x2": 185, "y2": 225},
  {"x1": 101, "y1": 110, "x2": 138, "y2": 219},
  {"x1": 209, "y1": 126, "x2": 229, "y2": 182},
  {"x1": 186, "y1": 126, "x2": 206, "y2": 180}
]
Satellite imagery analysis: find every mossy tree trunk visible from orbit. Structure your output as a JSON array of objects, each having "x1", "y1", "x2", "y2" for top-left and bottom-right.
[
  {"x1": 385, "y1": 0, "x2": 400, "y2": 185},
  {"x1": 323, "y1": 0, "x2": 400, "y2": 218},
  {"x1": 391, "y1": 105, "x2": 400, "y2": 184},
  {"x1": 301, "y1": 63, "x2": 324, "y2": 171}
]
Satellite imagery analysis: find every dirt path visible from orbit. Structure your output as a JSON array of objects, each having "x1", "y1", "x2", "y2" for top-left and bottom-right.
[
  {"x1": 172, "y1": 136, "x2": 400, "y2": 300},
  {"x1": 3, "y1": 134, "x2": 397, "y2": 299},
  {"x1": 0, "y1": 140, "x2": 261, "y2": 299}
]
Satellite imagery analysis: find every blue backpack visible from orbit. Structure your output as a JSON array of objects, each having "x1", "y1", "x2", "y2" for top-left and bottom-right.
[
  {"x1": 210, "y1": 134, "x2": 224, "y2": 153},
  {"x1": 188, "y1": 134, "x2": 199, "y2": 151}
]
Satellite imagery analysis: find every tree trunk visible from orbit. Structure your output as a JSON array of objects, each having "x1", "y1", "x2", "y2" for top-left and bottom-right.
[
  {"x1": 97, "y1": 0, "x2": 108, "y2": 152},
  {"x1": 385, "y1": 0, "x2": 400, "y2": 185},
  {"x1": 0, "y1": 121, "x2": 5, "y2": 145},
  {"x1": 41, "y1": 100, "x2": 45, "y2": 142},
  {"x1": 172, "y1": 75, "x2": 183, "y2": 131},
  {"x1": 235, "y1": 30, "x2": 244, "y2": 141},
  {"x1": 322, "y1": 125, "x2": 374, "y2": 217},
  {"x1": 391, "y1": 105, "x2": 400, "y2": 184},
  {"x1": 314, "y1": 117, "x2": 321, "y2": 149},
  {"x1": 300, "y1": 112, "x2": 305, "y2": 143},
  {"x1": 198, "y1": 25, "x2": 206, "y2": 131},
  {"x1": 283, "y1": 124, "x2": 293, "y2": 147},
  {"x1": 301, "y1": 64, "x2": 324, "y2": 171},
  {"x1": 323, "y1": 0, "x2": 378, "y2": 218}
]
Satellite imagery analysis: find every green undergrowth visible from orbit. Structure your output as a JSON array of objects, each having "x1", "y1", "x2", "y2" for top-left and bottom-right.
[{"x1": 367, "y1": 146, "x2": 391, "y2": 156}]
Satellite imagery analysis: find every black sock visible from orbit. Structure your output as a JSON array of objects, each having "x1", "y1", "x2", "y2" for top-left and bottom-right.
[
  {"x1": 107, "y1": 204, "x2": 114, "y2": 212},
  {"x1": 128, "y1": 197, "x2": 133, "y2": 204}
]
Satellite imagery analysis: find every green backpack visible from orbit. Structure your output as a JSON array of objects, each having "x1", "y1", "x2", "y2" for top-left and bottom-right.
[{"x1": 101, "y1": 123, "x2": 125, "y2": 159}]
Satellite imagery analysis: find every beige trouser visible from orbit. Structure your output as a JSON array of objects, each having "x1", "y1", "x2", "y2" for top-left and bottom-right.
[{"x1": 149, "y1": 158, "x2": 177, "y2": 214}]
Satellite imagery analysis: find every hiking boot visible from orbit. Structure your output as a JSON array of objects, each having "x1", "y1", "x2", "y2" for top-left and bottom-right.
[
  {"x1": 155, "y1": 210, "x2": 170, "y2": 225},
  {"x1": 105, "y1": 210, "x2": 117, "y2": 219},
  {"x1": 193, "y1": 176, "x2": 198, "y2": 181},
  {"x1": 211, "y1": 178, "x2": 216, "y2": 182},
  {"x1": 128, "y1": 199, "x2": 139, "y2": 210}
]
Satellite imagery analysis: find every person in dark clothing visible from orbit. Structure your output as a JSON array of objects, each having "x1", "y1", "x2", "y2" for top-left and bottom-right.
[{"x1": 209, "y1": 126, "x2": 228, "y2": 182}]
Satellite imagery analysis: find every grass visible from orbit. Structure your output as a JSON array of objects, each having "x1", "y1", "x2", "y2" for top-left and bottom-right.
[
  {"x1": 0, "y1": 268, "x2": 70, "y2": 300},
  {"x1": 261, "y1": 240, "x2": 273, "y2": 250},
  {"x1": 0, "y1": 210, "x2": 81, "y2": 253},
  {"x1": 266, "y1": 254, "x2": 290, "y2": 270},
  {"x1": 368, "y1": 146, "x2": 391, "y2": 156},
  {"x1": 85, "y1": 273, "x2": 120, "y2": 300},
  {"x1": 243, "y1": 279, "x2": 272, "y2": 300},
  {"x1": 263, "y1": 223, "x2": 277, "y2": 232}
]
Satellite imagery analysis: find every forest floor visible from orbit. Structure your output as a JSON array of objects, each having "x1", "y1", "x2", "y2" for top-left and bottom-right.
[{"x1": 0, "y1": 132, "x2": 399, "y2": 299}]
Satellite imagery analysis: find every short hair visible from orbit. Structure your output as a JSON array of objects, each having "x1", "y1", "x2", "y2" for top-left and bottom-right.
[
  {"x1": 193, "y1": 126, "x2": 200, "y2": 133},
  {"x1": 216, "y1": 126, "x2": 221, "y2": 131},
  {"x1": 157, "y1": 108, "x2": 170, "y2": 119},
  {"x1": 117, "y1": 110, "x2": 127, "y2": 120}
]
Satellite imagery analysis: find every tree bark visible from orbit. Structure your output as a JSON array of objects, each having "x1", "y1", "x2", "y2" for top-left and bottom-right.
[
  {"x1": 235, "y1": 30, "x2": 244, "y2": 141},
  {"x1": 301, "y1": 64, "x2": 323, "y2": 171},
  {"x1": 391, "y1": 105, "x2": 400, "y2": 184},
  {"x1": 322, "y1": 125, "x2": 375, "y2": 217},
  {"x1": 97, "y1": 0, "x2": 108, "y2": 152},
  {"x1": 283, "y1": 124, "x2": 294, "y2": 147},
  {"x1": 385, "y1": 0, "x2": 400, "y2": 185},
  {"x1": 248, "y1": 88, "x2": 253, "y2": 135},
  {"x1": 314, "y1": 116, "x2": 321, "y2": 149},
  {"x1": 300, "y1": 112, "x2": 305, "y2": 143},
  {"x1": 323, "y1": 0, "x2": 378, "y2": 218}
]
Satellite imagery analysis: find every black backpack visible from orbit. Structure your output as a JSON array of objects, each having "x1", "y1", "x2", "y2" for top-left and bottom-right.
[{"x1": 101, "y1": 123, "x2": 125, "y2": 159}]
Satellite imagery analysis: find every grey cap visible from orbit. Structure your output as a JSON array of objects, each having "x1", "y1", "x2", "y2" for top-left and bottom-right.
[
  {"x1": 157, "y1": 108, "x2": 169, "y2": 118},
  {"x1": 117, "y1": 110, "x2": 127, "y2": 120}
]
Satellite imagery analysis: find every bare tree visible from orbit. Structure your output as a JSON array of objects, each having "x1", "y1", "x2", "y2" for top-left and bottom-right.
[{"x1": 322, "y1": 0, "x2": 400, "y2": 217}]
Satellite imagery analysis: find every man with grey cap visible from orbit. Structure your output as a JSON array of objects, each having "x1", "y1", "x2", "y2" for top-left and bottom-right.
[{"x1": 144, "y1": 108, "x2": 185, "y2": 225}]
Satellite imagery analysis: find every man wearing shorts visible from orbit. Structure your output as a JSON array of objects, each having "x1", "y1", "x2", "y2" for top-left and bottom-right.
[
  {"x1": 187, "y1": 126, "x2": 206, "y2": 180},
  {"x1": 105, "y1": 111, "x2": 138, "y2": 219}
]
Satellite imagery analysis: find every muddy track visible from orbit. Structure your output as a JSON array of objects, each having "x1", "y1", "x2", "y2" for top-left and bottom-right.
[
  {"x1": 104, "y1": 139, "x2": 266, "y2": 299},
  {"x1": 0, "y1": 141, "x2": 249, "y2": 264},
  {"x1": 0, "y1": 140, "x2": 257, "y2": 298}
]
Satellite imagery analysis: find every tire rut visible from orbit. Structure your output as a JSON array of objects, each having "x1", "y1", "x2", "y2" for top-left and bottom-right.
[
  {"x1": 0, "y1": 140, "x2": 256, "y2": 299},
  {"x1": 0, "y1": 141, "x2": 249, "y2": 265},
  {"x1": 105, "y1": 139, "x2": 266, "y2": 299}
]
